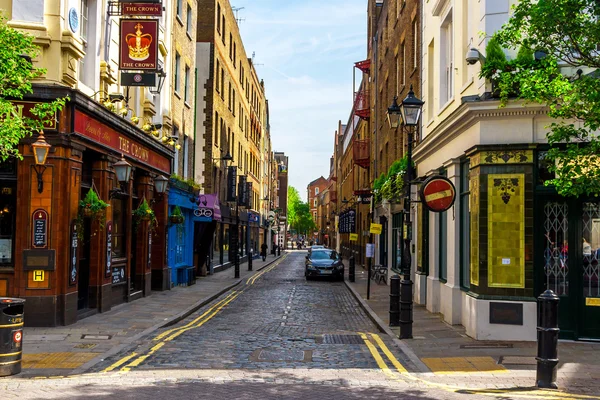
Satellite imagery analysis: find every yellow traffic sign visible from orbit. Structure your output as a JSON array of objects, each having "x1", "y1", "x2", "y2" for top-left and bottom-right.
[
  {"x1": 33, "y1": 270, "x2": 45, "y2": 282},
  {"x1": 370, "y1": 223, "x2": 382, "y2": 235},
  {"x1": 349, "y1": 233, "x2": 358, "y2": 241}
]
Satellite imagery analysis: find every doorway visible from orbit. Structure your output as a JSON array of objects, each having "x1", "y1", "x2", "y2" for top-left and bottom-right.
[
  {"x1": 539, "y1": 198, "x2": 600, "y2": 339},
  {"x1": 77, "y1": 218, "x2": 91, "y2": 310}
]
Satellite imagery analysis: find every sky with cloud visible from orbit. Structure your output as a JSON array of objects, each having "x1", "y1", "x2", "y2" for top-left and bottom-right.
[{"x1": 232, "y1": 0, "x2": 367, "y2": 202}]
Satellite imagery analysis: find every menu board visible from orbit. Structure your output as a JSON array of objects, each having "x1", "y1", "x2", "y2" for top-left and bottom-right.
[
  {"x1": 112, "y1": 265, "x2": 126, "y2": 285},
  {"x1": 32, "y1": 209, "x2": 48, "y2": 248}
]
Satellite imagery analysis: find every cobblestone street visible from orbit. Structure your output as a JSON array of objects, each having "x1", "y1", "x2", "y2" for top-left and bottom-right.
[{"x1": 1, "y1": 252, "x2": 597, "y2": 399}]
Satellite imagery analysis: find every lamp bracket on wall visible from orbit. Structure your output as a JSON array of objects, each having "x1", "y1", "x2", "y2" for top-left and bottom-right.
[
  {"x1": 109, "y1": 183, "x2": 127, "y2": 200},
  {"x1": 32, "y1": 165, "x2": 47, "y2": 193}
]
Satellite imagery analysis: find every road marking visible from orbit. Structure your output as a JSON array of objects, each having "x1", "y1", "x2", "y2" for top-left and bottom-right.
[
  {"x1": 247, "y1": 254, "x2": 287, "y2": 285},
  {"x1": 369, "y1": 333, "x2": 407, "y2": 374},
  {"x1": 121, "y1": 343, "x2": 165, "y2": 372},
  {"x1": 153, "y1": 291, "x2": 237, "y2": 342},
  {"x1": 101, "y1": 352, "x2": 138, "y2": 373}
]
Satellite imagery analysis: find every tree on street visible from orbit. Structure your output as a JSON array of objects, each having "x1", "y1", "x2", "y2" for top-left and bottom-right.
[
  {"x1": 0, "y1": 16, "x2": 68, "y2": 161},
  {"x1": 492, "y1": 0, "x2": 600, "y2": 197},
  {"x1": 287, "y1": 186, "x2": 316, "y2": 237}
]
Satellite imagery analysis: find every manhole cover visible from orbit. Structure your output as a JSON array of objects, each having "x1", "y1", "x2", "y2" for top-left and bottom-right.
[
  {"x1": 499, "y1": 356, "x2": 537, "y2": 365},
  {"x1": 81, "y1": 334, "x2": 112, "y2": 340},
  {"x1": 251, "y1": 349, "x2": 312, "y2": 362},
  {"x1": 322, "y1": 334, "x2": 364, "y2": 345},
  {"x1": 460, "y1": 343, "x2": 513, "y2": 349},
  {"x1": 74, "y1": 343, "x2": 97, "y2": 349}
]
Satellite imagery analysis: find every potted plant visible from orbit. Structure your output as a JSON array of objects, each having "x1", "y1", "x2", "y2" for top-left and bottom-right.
[
  {"x1": 76, "y1": 188, "x2": 109, "y2": 240},
  {"x1": 133, "y1": 198, "x2": 157, "y2": 232},
  {"x1": 169, "y1": 205, "x2": 185, "y2": 225}
]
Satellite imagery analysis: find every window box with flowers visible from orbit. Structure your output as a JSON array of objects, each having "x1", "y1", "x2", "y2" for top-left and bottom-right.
[
  {"x1": 76, "y1": 188, "x2": 109, "y2": 240},
  {"x1": 133, "y1": 198, "x2": 158, "y2": 232}
]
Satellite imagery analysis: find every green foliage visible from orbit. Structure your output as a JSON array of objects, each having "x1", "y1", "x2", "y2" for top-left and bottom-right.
[
  {"x1": 516, "y1": 45, "x2": 534, "y2": 64},
  {"x1": 374, "y1": 156, "x2": 411, "y2": 203},
  {"x1": 133, "y1": 198, "x2": 158, "y2": 231},
  {"x1": 170, "y1": 174, "x2": 202, "y2": 191},
  {"x1": 493, "y1": 0, "x2": 600, "y2": 196},
  {"x1": 76, "y1": 188, "x2": 109, "y2": 240},
  {"x1": 480, "y1": 37, "x2": 507, "y2": 79},
  {"x1": 287, "y1": 186, "x2": 315, "y2": 235},
  {"x1": 169, "y1": 205, "x2": 184, "y2": 225},
  {"x1": 0, "y1": 16, "x2": 68, "y2": 160}
]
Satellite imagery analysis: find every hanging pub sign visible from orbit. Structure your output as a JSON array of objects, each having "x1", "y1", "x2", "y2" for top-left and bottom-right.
[
  {"x1": 105, "y1": 221, "x2": 113, "y2": 277},
  {"x1": 121, "y1": 1, "x2": 163, "y2": 16},
  {"x1": 121, "y1": 72, "x2": 156, "y2": 87},
  {"x1": 69, "y1": 219, "x2": 78, "y2": 286},
  {"x1": 32, "y1": 209, "x2": 48, "y2": 249},
  {"x1": 246, "y1": 182, "x2": 253, "y2": 209},
  {"x1": 227, "y1": 166, "x2": 237, "y2": 202},
  {"x1": 419, "y1": 175, "x2": 456, "y2": 213},
  {"x1": 119, "y1": 19, "x2": 159, "y2": 70},
  {"x1": 348, "y1": 209, "x2": 356, "y2": 233},
  {"x1": 238, "y1": 175, "x2": 248, "y2": 207}
]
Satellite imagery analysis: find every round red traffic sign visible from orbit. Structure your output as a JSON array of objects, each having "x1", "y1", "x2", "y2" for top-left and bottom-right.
[
  {"x1": 13, "y1": 331, "x2": 22, "y2": 343},
  {"x1": 420, "y1": 175, "x2": 456, "y2": 213}
]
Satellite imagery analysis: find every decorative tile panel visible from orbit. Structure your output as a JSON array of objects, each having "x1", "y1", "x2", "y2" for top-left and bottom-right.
[
  {"x1": 470, "y1": 171, "x2": 480, "y2": 286},
  {"x1": 480, "y1": 150, "x2": 533, "y2": 165},
  {"x1": 488, "y1": 174, "x2": 525, "y2": 288}
]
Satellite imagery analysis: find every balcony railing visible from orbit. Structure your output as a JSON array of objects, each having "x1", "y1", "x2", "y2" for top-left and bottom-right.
[
  {"x1": 354, "y1": 91, "x2": 370, "y2": 120},
  {"x1": 353, "y1": 139, "x2": 370, "y2": 169},
  {"x1": 354, "y1": 59, "x2": 371, "y2": 74}
]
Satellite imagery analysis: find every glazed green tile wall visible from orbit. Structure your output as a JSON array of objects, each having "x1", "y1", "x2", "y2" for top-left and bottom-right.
[
  {"x1": 470, "y1": 169, "x2": 480, "y2": 286},
  {"x1": 487, "y1": 174, "x2": 525, "y2": 288}
]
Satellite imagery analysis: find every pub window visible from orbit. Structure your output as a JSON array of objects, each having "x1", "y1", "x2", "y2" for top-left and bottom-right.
[
  {"x1": 0, "y1": 182, "x2": 16, "y2": 267},
  {"x1": 112, "y1": 198, "x2": 127, "y2": 258},
  {"x1": 460, "y1": 159, "x2": 470, "y2": 289}
]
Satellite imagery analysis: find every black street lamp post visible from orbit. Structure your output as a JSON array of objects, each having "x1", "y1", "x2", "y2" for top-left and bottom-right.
[{"x1": 388, "y1": 85, "x2": 423, "y2": 340}]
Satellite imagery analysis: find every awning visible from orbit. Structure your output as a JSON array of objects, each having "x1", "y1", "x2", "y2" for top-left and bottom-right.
[{"x1": 194, "y1": 194, "x2": 222, "y2": 222}]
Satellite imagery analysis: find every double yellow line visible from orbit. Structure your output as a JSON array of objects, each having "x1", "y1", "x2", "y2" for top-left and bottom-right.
[
  {"x1": 246, "y1": 255, "x2": 286, "y2": 286},
  {"x1": 102, "y1": 291, "x2": 241, "y2": 373},
  {"x1": 103, "y1": 256, "x2": 287, "y2": 373},
  {"x1": 360, "y1": 332, "x2": 598, "y2": 400}
]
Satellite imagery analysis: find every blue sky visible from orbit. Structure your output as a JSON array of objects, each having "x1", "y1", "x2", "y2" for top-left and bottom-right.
[{"x1": 233, "y1": 0, "x2": 367, "y2": 202}]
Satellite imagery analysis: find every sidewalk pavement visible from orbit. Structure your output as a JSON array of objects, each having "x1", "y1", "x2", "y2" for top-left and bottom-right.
[
  {"x1": 18, "y1": 253, "x2": 287, "y2": 378},
  {"x1": 344, "y1": 260, "x2": 600, "y2": 395}
]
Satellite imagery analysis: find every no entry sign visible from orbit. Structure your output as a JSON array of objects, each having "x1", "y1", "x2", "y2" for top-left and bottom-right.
[{"x1": 420, "y1": 175, "x2": 456, "y2": 213}]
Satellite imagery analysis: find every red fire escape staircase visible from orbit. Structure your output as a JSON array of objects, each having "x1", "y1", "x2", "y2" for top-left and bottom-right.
[
  {"x1": 354, "y1": 59, "x2": 371, "y2": 74},
  {"x1": 353, "y1": 139, "x2": 370, "y2": 169}
]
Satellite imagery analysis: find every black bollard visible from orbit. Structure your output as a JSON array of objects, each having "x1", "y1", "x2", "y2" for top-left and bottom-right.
[
  {"x1": 536, "y1": 289, "x2": 560, "y2": 389},
  {"x1": 277, "y1": 246, "x2": 281, "y2": 257},
  {"x1": 349, "y1": 256, "x2": 355, "y2": 282},
  {"x1": 248, "y1": 251, "x2": 253, "y2": 271},
  {"x1": 389, "y1": 275, "x2": 400, "y2": 327}
]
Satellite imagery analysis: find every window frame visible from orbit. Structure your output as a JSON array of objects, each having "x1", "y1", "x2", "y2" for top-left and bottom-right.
[
  {"x1": 459, "y1": 159, "x2": 471, "y2": 290},
  {"x1": 174, "y1": 52, "x2": 181, "y2": 94}
]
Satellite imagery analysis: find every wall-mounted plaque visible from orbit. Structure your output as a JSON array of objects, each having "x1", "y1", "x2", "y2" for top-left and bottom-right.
[
  {"x1": 69, "y1": 220, "x2": 78, "y2": 286},
  {"x1": 32, "y1": 209, "x2": 48, "y2": 248},
  {"x1": 489, "y1": 302, "x2": 524, "y2": 326},
  {"x1": 22, "y1": 249, "x2": 56, "y2": 271}
]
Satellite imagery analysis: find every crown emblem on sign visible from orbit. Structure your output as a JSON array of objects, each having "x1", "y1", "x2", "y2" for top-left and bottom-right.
[{"x1": 126, "y1": 23, "x2": 152, "y2": 61}]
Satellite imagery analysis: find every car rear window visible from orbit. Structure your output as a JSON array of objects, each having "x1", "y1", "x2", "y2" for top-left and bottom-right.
[{"x1": 311, "y1": 250, "x2": 339, "y2": 260}]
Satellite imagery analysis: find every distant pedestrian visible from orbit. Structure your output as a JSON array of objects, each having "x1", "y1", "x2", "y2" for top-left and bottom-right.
[{"x1": 260, "y1": 242, "x2": 268, "y2": 261}]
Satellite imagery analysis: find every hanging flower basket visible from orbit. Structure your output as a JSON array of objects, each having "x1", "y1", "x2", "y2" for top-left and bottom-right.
[
  {"x1": 169, "y1": 205, "x2": 185, "y2": 225},
  {"x1": 133, "y1": 198, "x2": 157, "y2": 231},
  {"x1": 76, "y1": 188, "x2": 109, "y2": 240}
]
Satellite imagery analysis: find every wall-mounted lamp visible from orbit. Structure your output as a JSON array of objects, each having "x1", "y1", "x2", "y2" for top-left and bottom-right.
[
  {"x1": 31, "y1": 131, "x2": 51, "y2": 193},
  {"x1": 149, "y1": 68, "x2": 167, "y2": 95},
  {"x1": 109, "y1": 155, "x2": 132, "y2": 199},
  {"x1": 387, "y1": 96, "x2": 402, "y2": 129},
  {"x1": 154, "y1": 175, "x2": 169, "y2": 196}
]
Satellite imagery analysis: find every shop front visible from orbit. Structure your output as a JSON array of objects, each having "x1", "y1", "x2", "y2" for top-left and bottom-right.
[
  {"x1": 167, "y1": 182, "x2": 196, "y2": 286},
  {"x1": 0, "y1": 87, "x2": 172, "y2": 326}
]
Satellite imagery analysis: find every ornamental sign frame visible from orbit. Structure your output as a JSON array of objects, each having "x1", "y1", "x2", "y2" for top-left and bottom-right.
[
  {"x1": 419, "y1": 175, "x2": 456, "y2": 213},
  {"x1": 119, "y1": 19, "x2": 159, "y2": 70}
]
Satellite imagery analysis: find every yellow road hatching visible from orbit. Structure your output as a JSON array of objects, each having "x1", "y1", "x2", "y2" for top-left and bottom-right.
[
  {"x1": 359, "y1": 332, "x2": 599, "y2": 400},
  {"x1": 102, "y1": 255, "x2": 287, "y2": 373}
]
